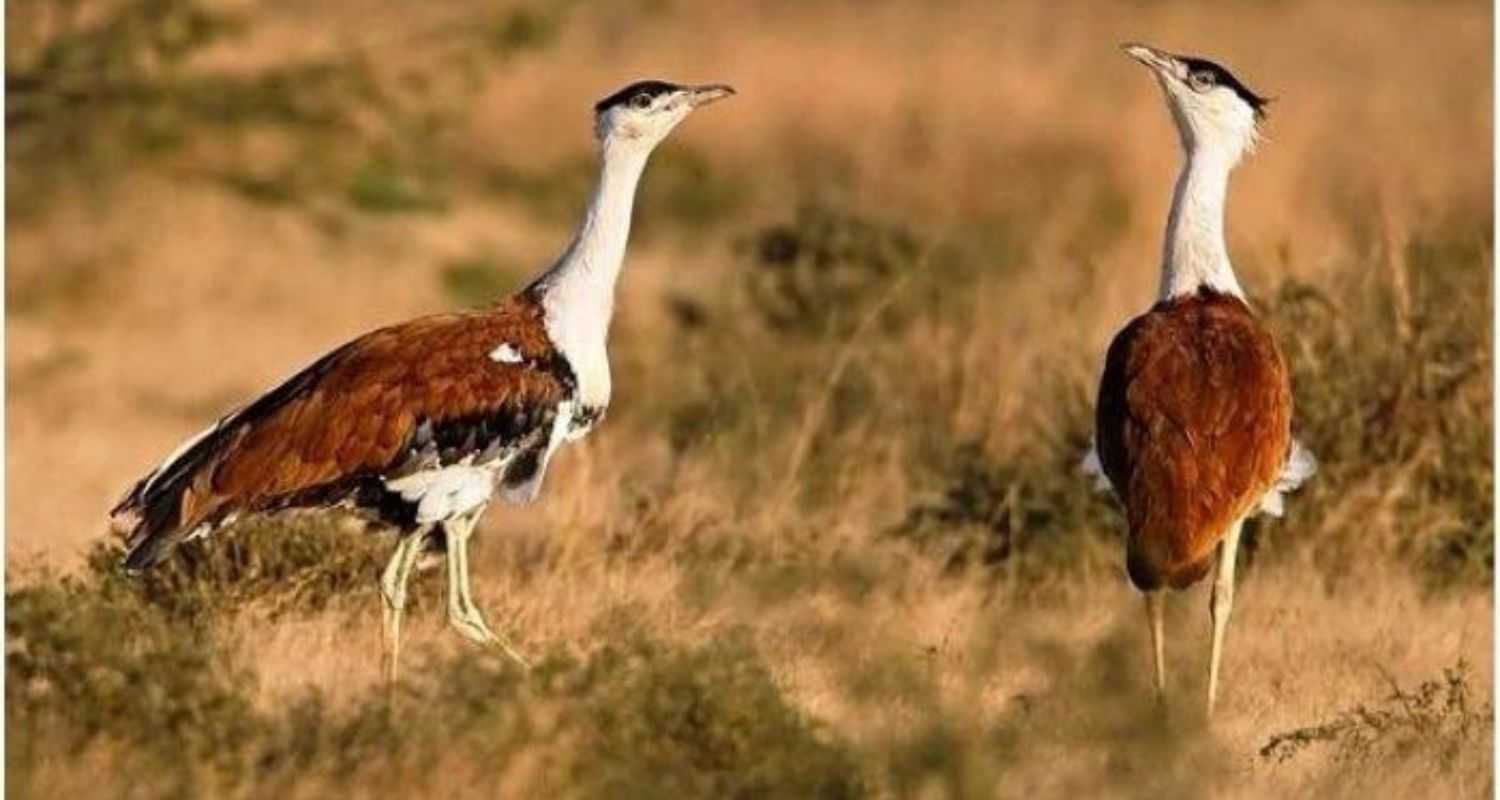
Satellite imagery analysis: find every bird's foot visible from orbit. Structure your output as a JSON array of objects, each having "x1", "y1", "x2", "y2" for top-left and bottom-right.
[{"x1": 448, "y1": 607, "x2": 532, "y2": 670}]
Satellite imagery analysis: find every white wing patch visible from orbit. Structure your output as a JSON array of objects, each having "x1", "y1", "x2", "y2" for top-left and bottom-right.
[
  {"x1": 1257, "y1": 438, "x2": 1318, "y2": 517},
  {"x1": 383, "y1": 400, "x2": 582, "y2": 518},
  {"x1": 385, "y1": 458, "x2": 499, "y2": 524},
  {"x1": 489, "y1": 342, "x2": 524, "y2": 364}
]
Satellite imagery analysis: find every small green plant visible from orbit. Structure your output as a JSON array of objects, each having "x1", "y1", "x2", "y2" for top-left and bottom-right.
[
  {"x1": 440, "y1": 254, "x2": 525, "y2": 306},
  {"x1": 486, "y1": 7, "x2": 565, "y2": 56},
  {"x1": 213, "y1": 168, "x2": 301, "y2": 206},
  {"x1": 347, "y1": 156, "x2": 446, "y2": 213},
  {"x1": 484, "y1": 157, "x2": 596, "y2": 223},
  {"x1": 636, "y1": 147, "x2": 749, "y2": 235}
]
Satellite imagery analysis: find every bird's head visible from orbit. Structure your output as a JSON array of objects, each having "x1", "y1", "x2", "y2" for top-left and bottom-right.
[
  {"x1": 592, "y1": 80, "x2": 735, "y2": 153},
  {"x1": 1123, "y1": 44, "x2": 1269, "y2": 163}
]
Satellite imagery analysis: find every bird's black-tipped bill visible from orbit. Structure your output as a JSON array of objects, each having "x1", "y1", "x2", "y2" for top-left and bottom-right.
[
  {"x1": 1121, "y1": 43, "x2": 1178, "y2": 75},
  {"x1": 687, "y1": 84, "x2": 736, "y2": 108}
]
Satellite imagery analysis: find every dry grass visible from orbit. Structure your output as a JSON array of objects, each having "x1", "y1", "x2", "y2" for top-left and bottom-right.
[{"x1": 6, "y1": 0, "x2": 1493, "y2": 797}]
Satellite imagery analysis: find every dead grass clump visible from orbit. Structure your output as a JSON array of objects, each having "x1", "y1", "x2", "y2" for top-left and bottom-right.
[{"x1": 1260, "y1": 660, "x2": 1491, "y2": 771}]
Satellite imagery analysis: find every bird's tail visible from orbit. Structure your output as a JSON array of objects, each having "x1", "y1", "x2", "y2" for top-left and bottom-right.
[
  {"x1": 111, "y1": 475, "x2": 188, "y2": 572},
  {"x1": 1126, "y1": 535, "x2": 1214, "y2": 592},
  {"x1": 111, "y1": 425, "x2": 230, "y2": 572}
]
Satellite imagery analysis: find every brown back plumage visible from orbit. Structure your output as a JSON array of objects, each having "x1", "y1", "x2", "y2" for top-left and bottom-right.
[
  {"x1": 114, "y1": 293, "x2": 571, "y2": 569},
  {"x1": 1095, "y1": 289, "x2": 1292, "y2": 590}
]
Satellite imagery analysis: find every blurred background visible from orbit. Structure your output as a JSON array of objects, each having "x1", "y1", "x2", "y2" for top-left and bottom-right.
[{"x1": 6, "y1": 0, "x2": 1493, "y2": 796}]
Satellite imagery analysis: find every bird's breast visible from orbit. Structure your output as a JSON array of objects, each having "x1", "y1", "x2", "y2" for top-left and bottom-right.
[{"x1": 561, "y1": 344, "x2": 611, "y2": 409}]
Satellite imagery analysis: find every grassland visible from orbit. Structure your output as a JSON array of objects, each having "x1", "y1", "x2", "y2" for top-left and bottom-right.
[{"x1": 6, "y1": 0, "x2": 1493, "y2": 797}]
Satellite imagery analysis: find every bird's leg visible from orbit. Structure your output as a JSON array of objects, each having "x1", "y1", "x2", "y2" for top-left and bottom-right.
[
  {"x1": 1144, "y1": 590, "x2": 1167, "y2": 702},
  {"x1": 443, "y1": 509, "x2": 531, "y2": 669},
  {"x1": 444, "y1": 514, "x2": 493, "y2": 643},
  {"x1": 380, "y1": 528, "x2": 429, "y2": 689},
  {"x1": 1206, "y1": 518, "x2": 1245, "y2": 716}
]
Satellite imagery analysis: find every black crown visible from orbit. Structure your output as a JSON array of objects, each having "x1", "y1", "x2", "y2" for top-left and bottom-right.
[
  {"x1": 1180, "y1": 56, "x2": 1270, "y2": 119},
  {"x1": 594, "y1": 80, "x2": 682, "y2": 114}
]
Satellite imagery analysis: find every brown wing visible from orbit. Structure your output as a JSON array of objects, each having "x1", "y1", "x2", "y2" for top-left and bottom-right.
[
  {"x1": 1095, "y1": 290, "x2": 1291, "y2": 590},
  {"x1": 115, "y1": 293, "x2": 571, "y2": 569}
]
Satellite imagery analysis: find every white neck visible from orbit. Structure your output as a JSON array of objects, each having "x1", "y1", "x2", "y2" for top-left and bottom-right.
[
  {"x1": 1158, "y1": 146, "x2": 1244, "y2": 301},
  {"x1": 530, "y1": 139, "x2": 651, "y2": 406}
]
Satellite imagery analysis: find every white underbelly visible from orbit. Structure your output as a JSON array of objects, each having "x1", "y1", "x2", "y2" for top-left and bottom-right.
[{"x1": 385, "y1": 459, "x2": 501, "y2": 524}]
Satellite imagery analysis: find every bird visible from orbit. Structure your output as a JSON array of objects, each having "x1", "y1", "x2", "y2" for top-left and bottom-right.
[
  {"x1": 1083, "y1": 44, "x2": 1315, "y2": 715},
  {"x1": 110, "y1": 79, "x2": 736, "y2": 685}
]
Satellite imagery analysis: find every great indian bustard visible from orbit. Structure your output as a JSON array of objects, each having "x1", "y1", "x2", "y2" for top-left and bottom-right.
[
  {"x1": 1084, "y1": 45, "x2": 1315, "y2": 715},
  {"x1": 111, "y1": 80, "x2": 735, "y2": 684}
]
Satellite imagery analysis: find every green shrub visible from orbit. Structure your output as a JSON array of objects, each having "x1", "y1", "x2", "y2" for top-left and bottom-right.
[
  {"x1": 888, "y1": 381, "x2": 1116, "y2": 584},
  {"x1": 487, "y1": 7, "x2": 564, "y2": 55},
  {"x1": 6, "y1": 1, "x2": 564, "y2": 219},
  {"x1": 347, "y1": 156, "x2": 447, "y2": 213},
  {"x1": 636, "y1": 147, "x2": 750, "y2": 235},
  {"x1": 440, "y1": 254, "x2": 527, "y2": 306},
  {"x1": 557, "y1": 636, "x2": 865, "y2": 799},
  {"x1": 88, "y1": 515, "x2": 393, "y2": 622},
  {"x1": 738, "y1": 202, "x2": 927, "y2": 335},
  {"x1": 7, "y1": 577, "x2": 865, "y2": 799},
  {"x1": 6, "y1": 576, "x2": 259, "y2": 795}
]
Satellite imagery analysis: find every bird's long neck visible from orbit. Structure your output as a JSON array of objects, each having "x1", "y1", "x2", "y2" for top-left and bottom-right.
[
  {"x1": 533, "y1": 141, "x2": 650, "y2": 360},
  {"x1": 1158, "y1": 147, "x2": 1244, "y2": 301}
]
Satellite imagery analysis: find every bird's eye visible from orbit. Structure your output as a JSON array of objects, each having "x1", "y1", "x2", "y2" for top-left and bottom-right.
[
  {"x1": 1189, "y1": 71, "x2": 1215, "y2": 91},
  {"x1": 630, "y1": 93, "x2": 653, "y2": 110}
]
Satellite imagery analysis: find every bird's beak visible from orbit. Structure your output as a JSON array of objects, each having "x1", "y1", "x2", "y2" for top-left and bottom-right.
[
  {"x1": 1121, "y1": 43, "x2": 1180, "y2": 77},
  {"x1": 687, "y1": 83, "x2": 736, "y2": 108}
]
